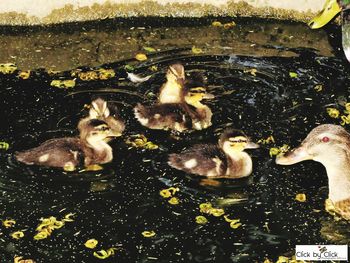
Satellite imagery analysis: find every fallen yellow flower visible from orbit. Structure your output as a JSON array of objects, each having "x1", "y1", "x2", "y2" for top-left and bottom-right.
[
  {"x1": 229, "y1": 220, "x2": 242, "y2": 229},
  {"x1": 0, "y1": 141, "x2": 9, "y2": 150},
  {"x1": 210, "y1": 208, "x2": 225, "y2": 217},
  {"x1": 18, "y1": 70, "x2": 31, "y2": 79},
  {"x1": 223, "y1": 22, "x2": 236, "y2": 29},
  {"x1": 0, "y1": 63, "x2": 17, "y2": 74},
  {"x1": 11, "y1": 231, "x2": 24, "y2": 240},
  {"x1": 195, "y1": 216, "x2": 208, "y2": 224},
  {"x1": 50, "y1": 79, "x2": 76, "y2": 89},
  {"x1": 314, "y1": 84, "x2": 323, "y2": 92},
  {"x1": 93, "y1": 248, "x2": 119, "y2": 259},
  {"x1": 295, "y1": 193, "x2": 307, "y2": 202},
  {"x1": 135, "y1": 53, "x2": 147, "y2": 61},
  {"x1": 212, "y1": 21, "x2": 223, "y2": 27},
  {"x1": 199, "y1": 203, "x2": 213, "y2": 213},
  {"x1": 85, "y1": 239, "x2": 98, "y2": 249},
  {"x1": 192, "y1": 46, "x2": 203, "y2": 54},
  {"x1": 168, "y1": 197, "x2": 179, "y2": 205},
  {"x1": 142, "y1": 231, "x2": 156, "y2": 237},
  {"x1": 3, "y1": 219, "x2": 16, "y2": 228},
  {"x1": 327, "y1": 107, "x2": 340, "y2": 118}
]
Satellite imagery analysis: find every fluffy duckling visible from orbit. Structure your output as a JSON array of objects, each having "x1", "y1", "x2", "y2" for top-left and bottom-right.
[
  {"x1": 16, "y1": 119, "x2": 118, "y2": 169},
  {"x1": 276, "y1": 124, "x2": 350, "y2": 220},
  {"x1": 158, "y1": 63, "x2": 185, "y2": 104},
  {"x1": 78, "y1": 98, "x2": 125, "y2": 139},
  {"x1": 134, "y1": 88, "x2": 213, "y2": 132},
  {"x1": 168, "y1": 129, "x2": 259, "y2": 178}
]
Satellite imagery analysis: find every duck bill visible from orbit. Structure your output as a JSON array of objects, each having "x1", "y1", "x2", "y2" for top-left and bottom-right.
[
  {"x1": 202, "y1": 93, "x2": 215, "y2": 100},
  {"x1": 108, "y1": 131, "x2": 122, "y2": 138},
  {"x1": 275, "y1": 146, "x2": 313, "y2": 165},
  {"x1": 245, "y1": 141, "x2": 260, "y2": 149}
]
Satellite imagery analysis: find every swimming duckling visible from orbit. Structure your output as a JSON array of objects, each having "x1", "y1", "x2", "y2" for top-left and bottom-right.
[
  {"x1": 158, "y1": 63, "x2": 185, "y2": 104},
  {"x1": 276, "y1": 124, "x2": 350, "y2": 220},
  {"x1": 134, "y1": 88, "x2": 213, "y2": 132},
  {"x1": 16, "y1": 119, "x2": 118, "y2": 170},
  {"x1": 168, "y1": 129, "x2": 259, "y2": 178},
  {"x1": 78, "y1": 98, "x2": 125, "y2": 139}
]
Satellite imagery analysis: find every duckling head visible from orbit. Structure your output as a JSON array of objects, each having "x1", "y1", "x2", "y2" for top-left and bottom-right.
[
  {"x1": 80, "y1": 119, "x2": 119, "y2": 145},
  {"x1": 89, "y1": 98, "x2": 110, "y2": 119},
  {"x1": 166, "y1": 63, "x2": 185, "y2": 84},
  {"x1": 276, "y1": 124, "x2": 350, "y2": 167},
  {"x1": 219, "y1": 129, "x2": 259, "y2": 156}
]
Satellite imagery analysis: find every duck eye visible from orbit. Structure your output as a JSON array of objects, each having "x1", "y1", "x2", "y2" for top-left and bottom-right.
[{"x1": 322, "y1": 136, "x2": 330, "y2": 143}]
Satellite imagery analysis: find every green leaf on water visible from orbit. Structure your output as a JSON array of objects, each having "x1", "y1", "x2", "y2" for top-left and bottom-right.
[
  {"x1": 143, "y1": 46, "x2": 156, "y2": 53},
  {"x1": 289, "y1": 72, "x2": 298, "y2": 78}
]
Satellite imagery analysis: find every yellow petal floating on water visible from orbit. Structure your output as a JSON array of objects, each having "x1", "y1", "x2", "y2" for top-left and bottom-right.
[
  {"x1": 84, "y1": 239, "x2": 98, "y2": 249},
  {"x1": 78, "y1": 71, "x2": 99, "y2": 81},
  {"x1": 142, "y1": 231, "x2": 156, "y2": 238},
  {"x1": 212, "y1": 21, "x2": 223, "y2": 27},
  {"x1": 14, "y1": 256, "x2": 35, "y2": 263},
  {"x1": 289, "y1": 72, "x2": 298, "y2": 78},
  {"x1": 229, "y1": 221, "x2": 242, "y2": 229},
  {"x1": 295, "y1": 193, "x2": 307, "y2": 202},
  {"x1": 199, "y1": 203, "x2": 213, "y2": 213},
  {"x1": 135, "y1": 53, "x2": 148, "y2": 61},
  {"x1": 211, "y1": 208, "x2": 225, "y2": 217},
  {"x1": 3, "y1": 219, "x2": 16, "y2": 228},
  {"x1": 263, "y1": 259, "x2": 272, "y2": 263},
  {"x1": 276, "y1": 256, "x2": 290, "y2": 263},
  {"x1": 98, "y1": 68, "x2": 115, "y2": 80},
  {"x1": 192, "y1": 46, "x2": 203, "y2": 54},
  {"x1": 159, "y1": 189, "x2": 172, "y2": 198},
  {"x1": 314, "y1": 84, "x2": 323, "y2": 92},
  {"x1": 244, "y1": 68, "x2": 257, "y2": 76},
  {"x1": 345, "y1": 102, "x2": 350, "y2": 113},
  {"x1": 63, "y1": 164, "x2": 76, "y2": 172},
  {"x1": 340, "y1": 115, "x2": 350, "y2": 126},
  {"x1": 125, "y1": 134, "x2": 158, "y2": 150},
  {"x1": 11, "y1": 231, "x2": 24, "y2": 240},
  {"x1": 168, "y1": 197, "x2": 179, "y2": 205},
  {"x1": 257, "y1": 135, "x2": 275, "y2": 145},
  {"x1": 0, "y1": 141, "x2": 9, "y2": 150},
  {"x1": 50, "y1": 79, "x2": 76, "y2": 89},
  {"x1": 326, "y1": 107, "x2": 340, "y2": 118},
  {"x1": 0, "y1": 63, "x2": 17, "y2": 74},
  {"x1": 34, "y1": 231, "x2": 49, "y2": 240},
  {"x1": 308, "y1": 0, "x2": 341, "y2": 29},
  {"x1": 63, "y1": 213, "x2": 75, "y2": 222},
  {"x1": 83, "y1": 164, "x2": 104, "y2": 172},
  {"x1": 223, "y1": 22, "x2": 236, "y2": 29},
  {"x1": 93, "y1": 248, "x2": 119, "y2": 259},
  {"x1": 195, "y1": 216, "x2": 208, "y2": 225},
  {"x1": 18, "y1": 70, "x2": 31, "y2": 79},
  {"x1": 269, "y1": 147, "x2": 281, "y2": 157},
  {"x1": 149, "y1": 65, "x2": 158, "y2": 72}
]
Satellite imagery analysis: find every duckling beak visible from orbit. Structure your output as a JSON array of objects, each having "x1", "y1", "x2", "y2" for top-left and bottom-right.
[
  {"x1": 275, "y1": 146, "x2": 313, "y2": 165},
  {"x1": 202, "y1": 93, "x2": 215, "y2": 99},
  {"x1": 245, "y1": 141, "x2": 260, "y2": 149}
]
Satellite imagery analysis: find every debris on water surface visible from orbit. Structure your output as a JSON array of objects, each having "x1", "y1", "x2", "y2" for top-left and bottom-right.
[
  {"x1": 125, "y1": 134, "x2": 158, "y2": 150},
  {"x1": 314, "y1": 84, "x2": 323, "y2": 92},
  {"x1": 289, "y1": 72, "x2": 298, "y2": 78},
  {"x1": 258, "y1": 136, "x2": 275, "y2": 145},
  {"x1": 34, "y1": 214, "x2": 75, "y2": 240},
  {"x1": 223, "y1": 21, "x2": 236, "y2": 29},
  {"x1": 127, "y1": 72, "x2": 152, "y2": 83},
  {"x1": 244, "y1": 68, "x2": 257, "y2": 76},
  {"x1": 142, "y1": 231, "x2": 156, "y2": 238},
  {"x1": 18, "y1": 70, "x2": 31, "y2": 79},
  {"x1": 143, "y1": 46, "x2": 156, "y2": 53},
  {"x1": 124, "y1": 64, "x2": 135, "y2": 71},
  {"x1": 326, "y1": 107, "x2": 340, "y2": 118},
  {"x1": 11, "y1": 231, "x2": 25, "y2": 240},
  {"x1": 195, "y1": 216, "x2": 208, "y2": 225},
  {"x1": 0, "y1": 141, "x2": 9, "y2": 150},
  {"x1": 295, "y1": 193, "x2": 307, "y2": 202},
  {"x1": 149, "y1": 65, "x2": 158, "y2": 72},
  {"x1": 269, "y1": 144, "x2": 290, "y2": 157},
  {"x1": 192, "y1": 46, "x2": 203, "y2": 54},
  {"x1": 326, "y1": 103, "x2": 350, "y2": 126},
  {"x1": 50, "y1": 79, "x2": 76, "y2": 89},
  {"x1": 160, "y1": 187, "x2": 180, "y2": 205},
  {"x1": 0, "y1": 63, "x2": 17, "y2": 74},
  {"x1": 93, "y1": 247, "x2": 121, "y2": 259},
  {"x1": 168, "y1": 197, "x2": 180, "y2": 205},
  {"x1": 211, "y1": 21, "x2": 223, "y2": 27},
  {"x1": 135, "y1": 53, "x2": 148, "y2": 61},
  {"x1": 85, "y1": 239, "x2": 98, "y2": 249},
  {"x1": 71, "y1": 68, "x2": 115, "y2": 81},
  {"x1": 14, "y1": 256, "x2": 35, "y2": 263},
  {"x1": 2, "y1": 219, "x2": 16, "y2": 228},
  {"x1": 80, "y1": 164, "x2": 104, "y2": 172}
]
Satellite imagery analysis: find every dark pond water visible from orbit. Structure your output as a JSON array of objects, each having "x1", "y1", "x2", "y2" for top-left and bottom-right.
[{"x1": 1, "y1": 20, "x2": 350, "y2": 263}]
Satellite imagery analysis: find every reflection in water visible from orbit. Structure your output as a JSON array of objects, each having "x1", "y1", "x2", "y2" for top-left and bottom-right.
[{"x1": 1, "y1": 45, "x2": 350, "y2": 262}]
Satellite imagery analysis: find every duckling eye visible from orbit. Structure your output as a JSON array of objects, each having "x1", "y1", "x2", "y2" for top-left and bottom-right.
[{"x1": 322, "y1": 136, "x2": 330, "y2": 143}]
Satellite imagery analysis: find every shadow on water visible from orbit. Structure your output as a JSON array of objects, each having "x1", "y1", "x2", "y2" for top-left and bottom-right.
[{"x1": 1, "y1": 25, "x2": 350, "y2": 262}]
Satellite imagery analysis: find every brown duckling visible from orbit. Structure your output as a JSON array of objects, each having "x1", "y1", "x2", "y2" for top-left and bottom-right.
[
  {"x1": 158, "y1": 63, "x2": 185, "y2": 104},
  {"x1": 16, "y1": 119, "x2": 119, "y2": 170},
  {"x1": 78, "y1": 98, "x2": 125, "y2": 139},
  {"x1": 276, "y1": 124, "x2": 350, "y2": 220},
  {"x1": 168, "y1": 129, "x2": 259, "y2": 178},
  {"x1": 134, "y1": 88, "x2": 213, "y2": 132}
]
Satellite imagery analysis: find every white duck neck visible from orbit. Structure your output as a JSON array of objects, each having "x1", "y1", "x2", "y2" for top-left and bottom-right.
[{"x1": 326, "y1": 164, "x2": 350, "y2": 202}]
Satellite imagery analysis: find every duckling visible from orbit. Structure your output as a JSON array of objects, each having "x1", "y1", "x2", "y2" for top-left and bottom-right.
[
  {"x1": 276, "y1": 124, "x2": 350, "y2": 220},
  {"x1": 168, "y1": 128, "x2": 259, "y2": 178},
  {"x1": 16, "y1": 119, "x2": 118, "y2": 169},
  {"x1": 134, "y1": 89, "x2": 213, "y2": 132},
  {"x1": 78, "y1": 98, "x2": 125, "y2": 139},
  {"x1": 158, "y1": 63, "x2": 185, "y2": 104}
]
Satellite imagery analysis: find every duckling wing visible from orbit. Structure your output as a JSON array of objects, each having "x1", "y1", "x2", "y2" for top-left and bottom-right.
[
  {"x1": 134, "y1": 103, "x2": 191, "y2": 131},
  {"x1": 16, "y1": 138, "x2": 83, "y2": 168},
  {"x1": 168, "y1": 144, "x2": 227, "y2": 176}
]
